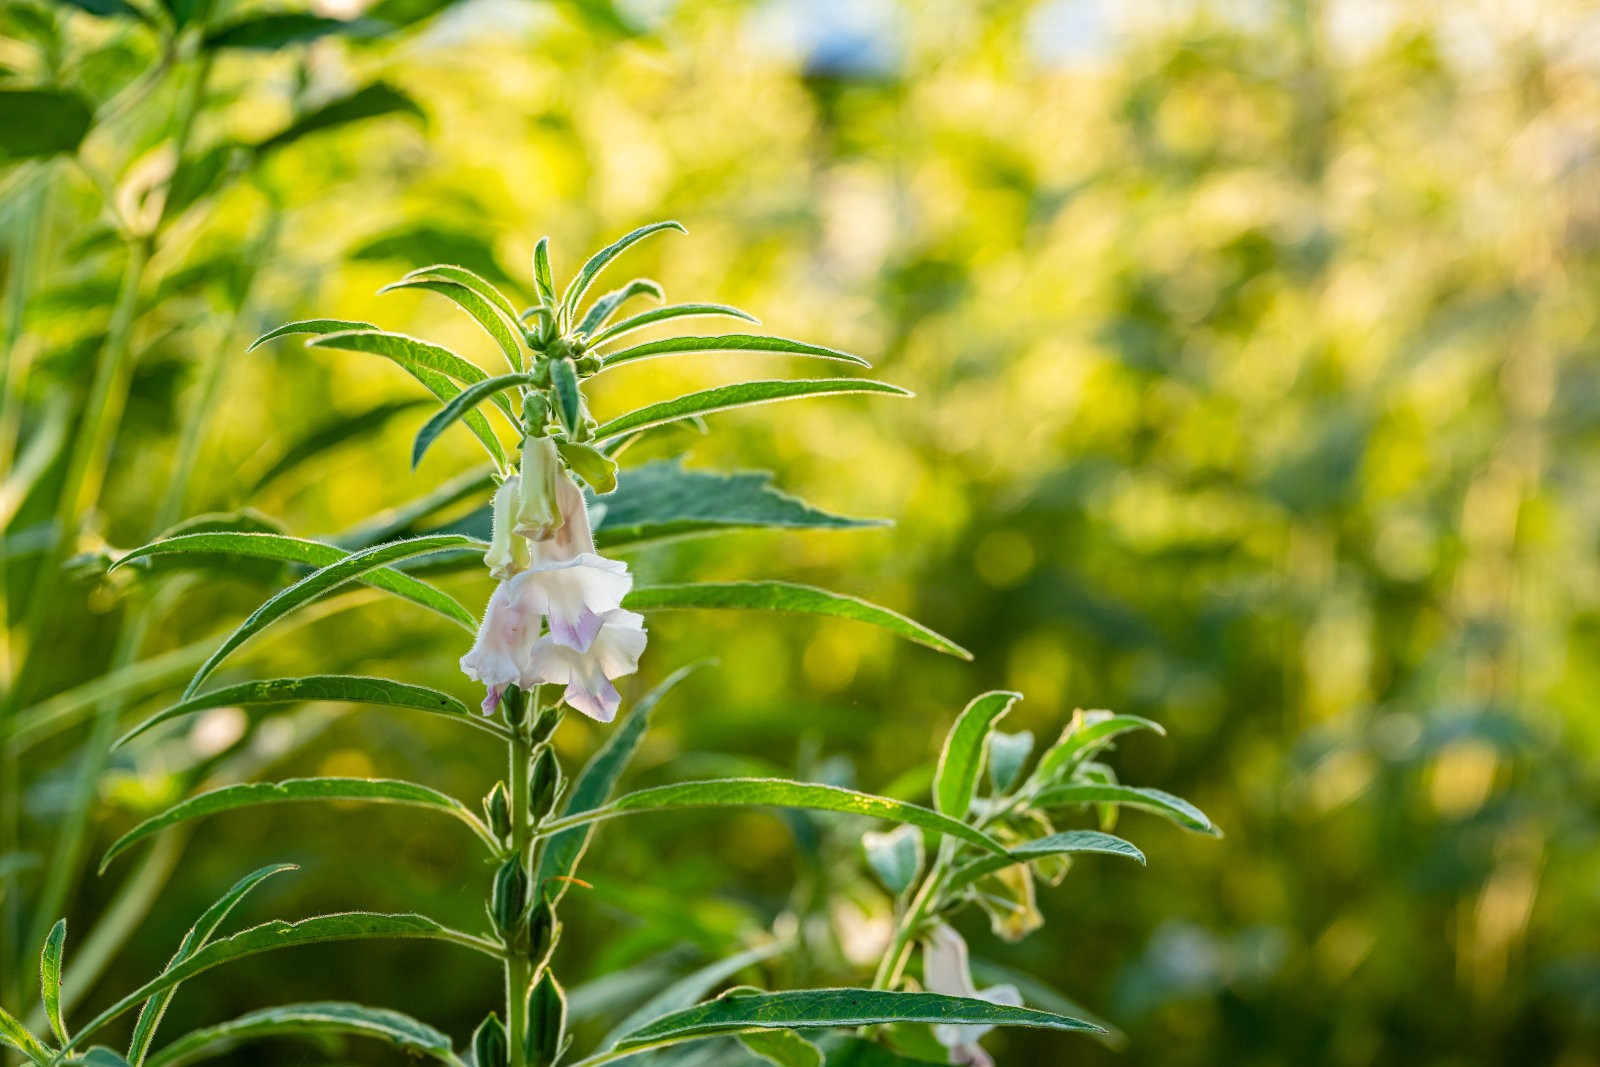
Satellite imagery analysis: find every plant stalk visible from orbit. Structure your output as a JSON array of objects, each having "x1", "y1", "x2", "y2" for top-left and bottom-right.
[{"x1": 505, "y1": 688, "x2": 538, "y2": 1067}]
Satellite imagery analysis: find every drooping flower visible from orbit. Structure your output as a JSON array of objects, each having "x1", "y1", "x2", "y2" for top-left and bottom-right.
[
  {"x1": 921, "y1": 922, "x2": 1023, "y2": 1067},
  {"x1": 483, "y1": 474, "x2": 530, "y2": 580},
  {"x1": 524, "y1": 608, "x2": 647, "y2": 722},
  {"x1": 516, "y1": 471, "x2": 631, "y2": 651},
  {"x1": 513, "y1": 435, "x2": 564, "y2": 541},
  {"x1": 459, "y1": 577, "x2": 538, "y2": 715}
]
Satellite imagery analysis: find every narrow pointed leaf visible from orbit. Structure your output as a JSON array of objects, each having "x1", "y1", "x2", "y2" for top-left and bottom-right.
[
  {"x1": 533, "y1": 237, "x2": 556, "y2": 306},
  {"x1": 101, "y1": 778, "x2": 490, "y2": 871},
  {"x1": 250, "y1": 398, "x2": 431, "y2": 493},
  {"x1": 1028, "y1": 714, "x2": 1167, "y2": 791},
  {"x1": 561, "y1": 221, "x2": 685, "y2": 320},
  {"x1": 412, "y1": 372, "x2": 539, "y2": 468},
  {"x1": 591, "y1": 303, "x2": 759, "y2": 346},
  {"x1": 401, "y1": 263, "x2": 523, "y2": 324},
  {"x1": 111, "y1": 531, "x2": 475, "y2": 630},
  {"x1": 595, "y1": 379, "x2": 909, "y2": 442},
  {"x1": 256, "y1": 82, "x2": 422, "y2": 155},
  {"x1": 41, "y1": 919, "x2": 67, "y2": 1045},
  {"x1": 623, "y1": 581, "x2": 969, "y2": 659},
  {"x1": 934, "y1": 692, "x2": 1021, "y2": 820},
  {"x1": 180, "y1": 534, "x2": 480, "y2": 697},
  {"x1": 946, "y1": 831, "x2": 1146, "y2": 891},
  {"x1": 601, "y1": 940, "x2": 790, "y2": 1051},
  {"x1": 0, "y1": 1004, "x2": 47, "y2": 1064},
  {"x1": 599, "y1": 335, "x2": 868, "y2": 371},
  {"x1": 576, "y1": 278, "x2": 664, "y2": 337},
  {"x1": 203, "y1": 13, "x2": 361, "y2": 50},
  {"x1": 538, "y1": 778, "x2": 1006, "y2": 856},
  {"x1": 116, "y1": 676, "x2": 489, "y2": 750},
  {"x1": 247, "y1": 318, "x2": 376, "y2": 352},
  {"x1": 144, "y1": 1002, "x2": 461, "y2": 1067},
  {"x1": 383, "y1": 277, "x2": 524, "y2": 371},
  {"x1": 1034, "y1": 784, "x2": 1220, "y2": 836}
]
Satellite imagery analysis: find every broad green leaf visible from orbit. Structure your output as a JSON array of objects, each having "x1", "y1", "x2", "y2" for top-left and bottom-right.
[
  {"x1": 115, "y1": 675, "x2": 492, "y2": 750},
  {"x1": 538, "y1": 779, "x2": 1007, "y2": 856},
  {"x1": 256, "y1": 82, "x2": 423, "y2": 155},
  {"x1": 101, "y1": 778, "x2": 490, "y2": 871},
  {"x1": 599, "y1": 334, "x2": 868, "y2": 371},
  {"x1": 179, "y1": 533, "x2": 480, "y2": 697},
  {"x1": 595, "y1": 379, "x2": 909, "y2": 442},
  {"x1": 862, "y1": 825, "x2": 924, "y2": 895},
  {"x1": 1034, "y1": 783, "x2": 1220, "y2": 836},
  {"x1": 203, "y1": 13, "x2": 361, "y2": 50},
  {"x1": 0, "y1": 1004, "x2": 47, "y2": 1065},
  {"x1": 0, "y1": 90, "x2": 92, "y2": 160},
  {"x1": 65, "y1": 913, "x2": 499, "y2": 1055},
  {"x1": 246, "y1": 319, "x2": 376, "y2": 351},
  {"x1": 533, "y1": 237, "x2": 556, "y2": 306},
  {"x1": 128, "y1": 863, "x2": 300, "y2": 1065},
  {"x1": 612, "y1": 989, "x2": 1102, "y2": 1049},
  {"x1": 987, "y1": 730, "x2": 1034, "y2": 794},
  {"x1": 144, "y1": 1002, "x2": 462, "y2": 1067},
  {"x1": 413, "y1": 371, "x2": 538, "y2": 467},
  {"x1": 41, "y1": 919, "x2": 67, "y2": 1045},
  {"x1": 576, "y1": 278, "x2": 664, "y2": 337},
  {"x1": 110, "y1": 531, "x2": 475, "y2": 630},
  {"x1": 622, "y1": 581, "x2": 970, "y2": 660},
  {"x1": 740, "y1": 1029, "x2": 822, "y2": 1067},
  {"x1": 1027, "y1": 713, "x2": 1166, "y2": 791},
  {"x1": 250, "y1": 398, "x2": 431, "y2": 493},
  {"x1": 382, "y1": 277, "x2": 524, "y2": 371},
  {"x1": 561, "y1": 221, "x2": 685, "y2": 321},
  {"x1": 945, "y1": 830, "x2": 1146, "y2": 891},
  {"x1": 537, "y1": 664, "x2": 704, "y2": 905},
  {"x1": 590, "y1": 303, "x2": 758, "y2": 346},
  {"x1": 600, "y1": 941, "x2": 790, "y2": 1051},
  {"x1": 934, "y1": 692, "x2": 1021, "y2": 819}
]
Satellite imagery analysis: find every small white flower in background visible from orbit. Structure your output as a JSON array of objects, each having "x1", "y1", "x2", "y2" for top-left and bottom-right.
[
  {"x1": 921, "y1": 922, "x2": 1022, "y2": 1067},
  {"x1": 525, "y1": 608, "x2": 648, "y2": 722}
]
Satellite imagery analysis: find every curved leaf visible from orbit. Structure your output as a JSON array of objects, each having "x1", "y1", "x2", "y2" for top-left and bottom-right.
[
  {"x1": 412, "y1": 371, "x2": 539, "y2": 468},
  {"x1": 595, "y1": 379, "x2": 909, "y2": 442},
  {"x1": 945, "y1": 830, "x2": 1146, "y2": 891},
  {"x1": 116, "y1": 675, "x2": 491, "y2": 750},
  {"x1": 934, "y1": 692, "x2": 1021, "y2": 820},
  {"x1": 110, "y1": 531, "x2": 475, "y2": 631},
  {"x1": 203, "y1": 13, "x2": 361, "y2": 50},
  {"x1": 590, "y1": 302, "x2": 759, "y2": 346},
  {"x1": 741, "y1": 1029, "x2": 823, "y2": 1067},
  {"x1": 401, "y1": 263, "x2": 524, "y2": 325},
  {"x1": 247, "y1": 319, "x2": 376, "y2": 352},
  {"x1": 538, "y1": 778, "x2": 1007, "y2": 856},
  {"x1": 622, "y1": 581, "x2": 969, "y2": 660},
  {"x1": 250, "y1": 398, "x2": 430, "y2": 493},
  {"x1": 144, "y1": 1002, "x2": 461, "y2": 1067},
  {"x1": 0, "y1": 1003, "x2": 46, "y2": 1064},
  {"x1": 600, "y1": 940, "x2": 790, "y2": 1052},
  {"x1": 256, "y1": 82, "x2": 423, "y2": 156},
  {"x1": 599, "y1": 334, "x2": 868, "y2": 371},
  {"x1": 533, "y1": 237, "x2": 556, "y2": 306},
  {"x1": 181, "y1": 534, "x2": 480, "y2": 697},
  {"x1": 1028, "y1": 714, "x2": 1167, "y2": 791},
  {"x1": 387, "y1": 271, "x2": 524, "y2": 370},
  {"x1": 101, "y1": 778, "x2": 490, "y2": 872},
  {"x1": 1033, "y1": 784, "x2": 1220, "y2": 837},
  {"x1": 41, "y1": 919, "x2": 67, "y2": 1045},
  {"x1": 576, "y1": 278, "x2": 664, "y2": 337},
  {"x1": 561, "y1": 221, "x2": 685, "y2": 321}
]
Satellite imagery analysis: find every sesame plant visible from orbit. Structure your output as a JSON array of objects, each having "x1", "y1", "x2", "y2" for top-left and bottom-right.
[{"x1": 0, "y1": 223, "x2": 1217, "y2": 1067}]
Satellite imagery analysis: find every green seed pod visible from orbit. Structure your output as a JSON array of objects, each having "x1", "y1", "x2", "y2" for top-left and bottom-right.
[
  {"x1": 529, "y1": 746, "x2": 561, "y2": 819},
  {"x1": 526, "y1": 899, "x2": 558, "y2": 967},
  {"x1": 574, "y1": 354, "x2": 601, "y2": 376},
  {"x1": 491, "y1": 856, "x2": 529, "y2": 937},
  {"x1": 483, "y1": 781, "x2": 512, "y2": 841},
  {"x1": 525, "y1": 970, "x2": 567, "y2": 1067},
  {"x1": 528, "y1": 707, "x2": 560, "y2": 745},
  {"x1": 501, "y1": 685, "x2": 527, "y2": 728},
  {"x1": 472, "y1": 1012, "x2": 508, "y2": 1067}
]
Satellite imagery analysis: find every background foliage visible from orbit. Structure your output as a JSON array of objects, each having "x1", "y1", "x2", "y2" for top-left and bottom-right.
[{"x1": 3, "y1": 0, "x2": 1598, "y2": 1063}]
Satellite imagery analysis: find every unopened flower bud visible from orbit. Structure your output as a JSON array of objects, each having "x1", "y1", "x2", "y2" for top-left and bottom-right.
[
  {"x1": 483, "y1": 781, "x2": 512, "y2": 841},
  {"x1": 529, "y1": 746, "x2": 561, "y2": 819},
  {"x1": 525, "y1": 970, "x2": 567, "y2": 1067},
  {"x1": 527, "y1": 899, "x2": 558, "y2": 967},
  {"x1": 472, "y1": 1012, "x2": 508, "y2": 1067},
  {"x1": 491, "y1": 856, "x2": 529, "y2": 937},
  {"x1": 528, "y1": 707, "x2": 561, "y2": 745},
  {"x1": 484, "y1": 475, "x2": 529, "y2": 579},
  {"x1": 515, "y1": 436, "x2": 564, "y2": 540}
]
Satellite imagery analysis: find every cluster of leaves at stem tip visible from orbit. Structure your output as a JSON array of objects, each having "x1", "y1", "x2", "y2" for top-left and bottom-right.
[{"x1": 0, "y1": 219, "x2": 1218, "y2": 1067}]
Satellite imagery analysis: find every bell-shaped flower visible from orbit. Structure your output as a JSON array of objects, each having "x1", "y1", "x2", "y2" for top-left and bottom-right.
[
  {"x1": 483, "y1": 474, "x2": 531, "y2": 579},
  {"x1": 921, "y1": 922, "x2": 1023, "y2": 1067},
  {"x1": 459, "y1": 578, "x2": 537, "y2": 715},
  {"x1": 517, "y1": 471, "x2": 631, "y2": 651},
  {"x1": 513, "y1": 435, "x2": 564, "y2": 541},
  {"x1": 524, "y1": 608, "x2": 647, "y2": 723}
]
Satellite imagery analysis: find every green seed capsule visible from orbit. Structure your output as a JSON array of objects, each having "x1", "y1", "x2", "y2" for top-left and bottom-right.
[
  {"x1": 491, "y1": 856, "x2": 529, "y2": 937},
  {"x1": 484, "y1": 781, "x2": 512, "y2": 841},
  {"x1": 529, "y1": 746, "x2": 561, "y2": 819},
  {"x1": 525, "y1": 970, "x2": 567, "y2": 1067},
  {"x1": 527, "y1": 899, "x2": 558, "y2": 967},
  {"x1": 472, "y1": 1012, "x2": 508, "y2": 1067}
]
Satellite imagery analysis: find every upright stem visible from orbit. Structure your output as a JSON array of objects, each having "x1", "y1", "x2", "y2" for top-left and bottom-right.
[{"x1": 505, "y1": 689, "x2": 538, "y2": 1067}]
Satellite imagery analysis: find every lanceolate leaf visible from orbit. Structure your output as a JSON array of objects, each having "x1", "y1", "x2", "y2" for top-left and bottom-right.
[
  {"x1": 740, "y1": 1029, "x2": 823, "y2": 1067},
  {"x1": 1028, "y1": 714, "x2": 1167, "y2": 790},
  {"x1": 116, "y1": 676, "x2": 491, "y2": 750},
  {"x1": 576, "y1": 278, "x2": 664, "y2": 337},
  {"x1": 382, "y1": 277, "x2": 524, "y2": 372},
  {"x1": 562, "y1": 221, "x2": 685, "y2": 321},
  {"x1": 255, "y1": 82, "x2": 423, "y2": 156},
  {"x1": 412, "y1": 371, "x2": 539, "y2": 468},
  {"x1": 623, "y1": 582, "x2": 970, "y2": 660},
  {"x1": 536, "y1": 664, "x2": 705, "y2": 905},
  {"x1": 945, "y1": 830, "x2": 1146, "y2": 891},
  {"x1": 934, "y1": 691, "x2": 1021, "y2": 820},
  {"x1": 101, "y1": 778, "x2": 491, "y2": 871},
  {"x1": 537, "y1": 779, "x2": 1007, "y2": 856},
  {"x1": 590, "y1": 302, "x2": 758, "y2": 346},
  {"x1": 401, "y1": 263, "x2": 524, "y2": 327},
  {"x1": 0, "y1": 1003, "x2": 47, "y2": 1064},
  {"x1": 1034, "y1": 784, "x2": 1220, "y2": 836},
  {"x1": 180, "y1": 533, "x2": 480, "y2": 697},
  {"x1": 65, "y1": 914, "x2": 500, "y2": 1056},
  {"x1": 600, "y1": 940, "x2": 790, "y2": 1052},
  {"x1": 203, "y1": 13, "x2": 362, "y2": 50},
  {"x1": 599, "y1": 334, "x2": 868, "y2": 371},
  {"x1": 247, "y1": 319, "x2": 376, "y2": 351},
  {"x1": 595, "y1": 379, "x2": 909, "y2": 442},
  {"x1": 144, "y1": 1002, "x2": 462, "y2": 1067},
  {"x1": 111, "y1": 531, "x2": 476, "y2": 630},
  {"x1": 250, "y1": 398, "x2": 431, "y2": 493},
  {"x1": 41, "y1": 919, "x2": 67, "y2": 1045},
  {"x1": 533, "y1": 237, "x2": 556, "y2": 306}
]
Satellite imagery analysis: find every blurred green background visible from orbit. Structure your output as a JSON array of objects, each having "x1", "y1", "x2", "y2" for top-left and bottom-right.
[{"x1": 4, "y1": 0, "x2": 1599, "y2": 1063}]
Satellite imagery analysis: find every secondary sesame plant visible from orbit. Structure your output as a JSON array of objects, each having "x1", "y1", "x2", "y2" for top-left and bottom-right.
[{"x1": 0, "y1": 224, "x2": 1217, "y2": 1067}]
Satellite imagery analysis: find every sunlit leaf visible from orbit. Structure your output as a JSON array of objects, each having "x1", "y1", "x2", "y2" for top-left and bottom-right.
[
  {"x1": 1027, "y1": 713, "x2": 1166, "y2": 791},
  {"x1": 412, "y1": 371, "x2": 539, "y2": 468},
  {"x1": 595, "y1": 379, "x2": 909, "y2": 442},
  {"x1": 0, "y1": 1004, "x2": 47, "y2": 1065},
  {"x1": 256, "y1": 82, "x2": 423, "y2": 155},
  {"x1": 1033, "y1": 784, "x2": 1220, "y2": 836},
  {"x1": 143, "y1": 1002, "x2": 462, "y2": 1067},
  {"x1": 598, "y1": 334, "x2": 868, "y2": 370},
  {"x1": 41, "y1": 919, "x2": 67, "y2": 1045},
  {"x1": 247, "y1": 319, "x2": 376, "y2": 351},
  {"x1": 590, "y1": 303, "x2": 759, "y2": 346},
  {"x1": 576, "y1": 278, "x2": 664, "y2": 337},
  {"x1": 934, "y1": 691, "x2": 1021, "y2": 820},
  {"x1": 382, "y1": 277, "x2": 524, "y2": 372},
  {"x1": 561, "y1": 220, "x2": 685, "y2": 321},
  {"x1": 945, "y1": 830, "x2": 1145, "y2": 891},
  {"x1": 599, "y1": 940, "x2": 790, "y2": 1051},
  {"x1": 203, "y1": 13, "x2": 365, "y2": 50}
]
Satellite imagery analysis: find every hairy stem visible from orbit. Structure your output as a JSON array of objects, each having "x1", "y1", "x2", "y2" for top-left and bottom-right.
[{"x1": 505, "y1": 689, "x2": 538, "y2": 1067}]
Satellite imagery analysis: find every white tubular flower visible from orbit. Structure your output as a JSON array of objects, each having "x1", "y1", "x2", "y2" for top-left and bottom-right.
[
  {"x1": 459, "y1": 579, "x2": 537, "y2": 715},
  {"x1": 524, "y1": 608, "x2": 647, "y2": 723},
  {"x1": 921, "y1": 922, "x2": 1023, "y2": 1067},
  {"x1": 513, "y1": 435, "x2": 564, "y2": 540},
  {"x1": 483, "y1": 475, "x2": 530, "y2": 579},
  {"x1": 518, "y1": 472, "x2": 631, "y2": 651}
]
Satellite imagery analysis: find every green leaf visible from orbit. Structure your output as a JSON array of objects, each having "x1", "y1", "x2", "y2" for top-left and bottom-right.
[
  {"x1": 934, "y1": 692, "x2": 1021, "y2": 819},
  {"x1": 383, "y1": 277, "x2": 524, "y2": 372},
  {"x1": 0, "y1": 1003, "x2": 46, "y2": 1064},
  {"x1": 622, "y1": 581, "x2": 970, "y2": 660},
  {"x1": 179, "y1": 533, "x2": 480, "y2": 697},
  {"x1": 116, "y1": 675, "x2": 491, "y2": 749},
  {"x1": 250, "y1": 398, "x2": 431, "y2": 494},
  {"x1": 41, "y1": 919, "x2": 67, "y2": 1045},
  {"x1": 612, "y1": 989, "x2": 1102, "y2": 1049},
  {"x1": 398, "y1": 263, "x2": 524, "y2": 334},
  {"x1": 1033, "y1": 784, "x2": 1220, "y2": 836},
  {"x1": 822, "y1": 1038, "x2": 945, "y2": 1066},
  {"x1": 57, "y1": 0, "x2": 148, "y2": 19},
  {"x1": 551, "y1": 357, "x2": 582, "y2": 435},
  {"x1": 987, "y1": 730, "x2": 1034, "y2": 794},
  {"x1": 412, "y1": 371, "x2": 539, "y2": 468},
  {"x1": 128, "y1": 863, "x2": 300, "y2": 1065},
  {"x1": 539, "y1": 778, "x2": 1006, "y2": 856},
  {"x1": 1027, "y1": 713, "x2": 1167, "y2": 791},
  {"x1": 555, "y1": 440, "x2": 617, "y2": 495},
  {"x1": 256, "y1": 82, "x2": 423, "y2": 156},
  {"x1": 203, "y1": 13, "x2": 364, "y2": 50},
  {"x1": 101, "y1": 778, "x2": 490, "y2": 872},
  {"x1": 536, "y1": 664, "x2": 704, "y2": 906},
  {"x1": 576, "y1": 278, "x2": 664, "y2": 337},
  {"x1": 595, "y1": 379, "x2": 909, "y2": 442},
  {"x1": 247, "y1": 319, "x2": 376, "y2": 351},
  {"x1": 0, "y1": 90, "x2": 93, "y2": 161},
  {"x1": 599, "y1": 334, "x2": 868, "y2": 371},
  {"x1": 111, "y1": 531, "x2": 476, "y2": 631},
  {"x1": 590, "y1": 303, "x2": 758, "y2": 347},
  {"x1": 945, "y1": 830, "x2": 1146, "y2": 891},
  {"x1": 143, "y1": 1002, "x2": 461, "y2": 1067},
  {"x1": 862, "y1": 825, "x2": 924, "y2": 895},
  {"x1": 533, "y1": 237, "x2": 556, "y2": 306},
  {"x1": 65, "y1": 913, "x2": 499, "y2": 1055},
  {"x1": 80, "y1": 1047, "x2": 132, "y2": 1066},
  {"x1": 600, "y1": 941, "x2": 790, "y2": 1052},
  {"x1": 561, "y1": 221, "x2": 685, "y2": 321},
  {"x1": 593, "y1": 460, "x2": 885, "y2": 550},
  {"x1": 740, "y1": 1030, "x2": 823, "y2": 1067}
]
